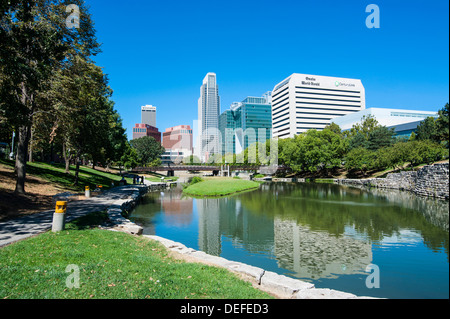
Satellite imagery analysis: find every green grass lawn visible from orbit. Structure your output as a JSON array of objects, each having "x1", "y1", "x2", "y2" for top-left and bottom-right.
[
  {"x1": 0, "y1": 211, "x2": 272, "y2": 299},
  {"x1": 0, "y1": 159, "x2": 132, "y2": 192},
  {"x1": 182, "y1": 178, "x2": 260, "y2": 197}
]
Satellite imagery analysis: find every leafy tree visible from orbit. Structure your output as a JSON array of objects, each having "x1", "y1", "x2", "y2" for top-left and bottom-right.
[
  {"x1": 402, "y1": 140, "x2": 445, "y2": 168},
  {"x1": 50, "y1": 55, "x2": 113, "y2": 185},
  {"x1": 383, "y1": 143, "x2": 409, "y2": 171},
  {"x1": 415, "y1": 117, "x2": 439, "y2": 142},
  {"x1": 130, "y1": 136, "x2": 165, "y2": 167},
  {"x1": 372, "y1": 147, "x2": 392, "y2": 171},
  {"x1": 367, "y1": 126, "x2": 395, "y2": 151},
  {"x1": 278, "y1": 135, "x2": 303, "y2": 173},
  {"x1": 348, "y1": 131, "x2": 368, "y2": 150},
  {"x1": 119, "y1": 144, "x2": 139, "y2": 171},
  {"x1": 344, "y1": 147, "x2": 375, "y2": 176},
  {"x1": 347, "y1": 115, "x2": 379, "y2": 139},
  {"x1": 324, "y1": 122, "x2": 342, "y2": 136},
  {"x1": 0, "y1": 0, "x2": 100, "y2": 193},
  {"x1": 436, "y1": 103, "x2": 449, "y2": 148}
]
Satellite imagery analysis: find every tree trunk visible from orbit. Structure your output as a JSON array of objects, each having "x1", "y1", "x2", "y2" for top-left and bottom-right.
[
  {"x1": 14, "y1": 125, "x2": 31, "y2": 194},
  {"x1": 63, "y1": 142, "x2": 72, "y2": 174},
  {"x1": 74, "y1": 151, "x2": 81, "y2": 186},
  {"x1": 14, "y1": 81, "x2": 33, "y2": 194},
  {"x1": 28, "y1": 127, "x2": 33, "y2": 163}
]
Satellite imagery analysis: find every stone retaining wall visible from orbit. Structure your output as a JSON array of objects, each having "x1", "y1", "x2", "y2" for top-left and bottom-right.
[
  {"x1": 334, "y1": 163, "x2": 449, "y2": 200},
  {"x1": 105, "y1": 185, "x2": 148, "y2": 235}
]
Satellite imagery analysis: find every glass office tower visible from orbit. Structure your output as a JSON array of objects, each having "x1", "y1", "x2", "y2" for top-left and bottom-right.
[{"x1": 219, "y1": 93, "x2": 272, "y2": 156}]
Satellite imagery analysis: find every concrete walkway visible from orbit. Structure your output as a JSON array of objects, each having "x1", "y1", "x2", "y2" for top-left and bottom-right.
[{"x1": 0, "y1": 184, "x2": 148, "y2": 247}]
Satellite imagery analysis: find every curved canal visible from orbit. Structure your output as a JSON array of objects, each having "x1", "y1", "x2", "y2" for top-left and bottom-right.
[{"x1": 130, "y1": 182, "x2": 449, "y2": 299}]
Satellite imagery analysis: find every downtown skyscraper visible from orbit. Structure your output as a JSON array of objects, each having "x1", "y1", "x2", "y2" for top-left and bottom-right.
[{"x1": 196, "y1": 72, "x2": 220, "y2": 161}]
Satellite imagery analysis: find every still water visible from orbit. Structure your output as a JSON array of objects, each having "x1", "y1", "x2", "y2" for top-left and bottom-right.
[{"x1": 130, "y1": 182, "x2": 449, "y2": 299}]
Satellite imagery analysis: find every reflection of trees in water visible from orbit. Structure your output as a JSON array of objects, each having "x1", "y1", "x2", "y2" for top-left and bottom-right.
[{"x1": 240, "y1": 182, "x2": 449, "y2": 259}]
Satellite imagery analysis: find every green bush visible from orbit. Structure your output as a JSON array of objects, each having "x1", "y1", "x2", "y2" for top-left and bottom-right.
[{"x1": 189, "y1": 176, "x2": 203, "y2": 185}]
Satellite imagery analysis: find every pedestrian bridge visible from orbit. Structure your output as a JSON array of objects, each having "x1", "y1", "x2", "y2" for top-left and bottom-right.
[
  {"x1": 131, "y1": 165, "x2": 286, "y2": 173},
  {"x1": 132, "y1": 165, "x2": 255, "y2": 172}
]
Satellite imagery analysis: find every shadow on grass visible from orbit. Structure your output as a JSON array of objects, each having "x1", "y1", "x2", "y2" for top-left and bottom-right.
[
  {"x1": 0, "y1": 159, "x2": 124, "y2": 192},
  {"x1": 65, "y1": 210, "x2": 110, "y2": 231}
]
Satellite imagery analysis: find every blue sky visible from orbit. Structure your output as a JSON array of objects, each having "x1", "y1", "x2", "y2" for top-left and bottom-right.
[{"x1": 85, "y1": 0, "x2": 449, "y2": 140}]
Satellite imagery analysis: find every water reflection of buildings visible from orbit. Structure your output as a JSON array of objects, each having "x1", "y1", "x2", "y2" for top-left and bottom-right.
[
  {"x1": 196, "y1": 194, "x2": 373, "y2": 281},
  {"x1": 197, "y1": 197, "x2": 274, "y2": 257},
  {"x1": 274, "y1": 218, "x2": 372, "y2": 280},
  {"x1": 161, "y1": 189, "x2": 193, "y2": 227},
  {"x1": 198, "y1": 198, "x2": 221, "y2": 256},
  {"x1": 136, "y1": 188, "x2": 193, "y2": 235}
]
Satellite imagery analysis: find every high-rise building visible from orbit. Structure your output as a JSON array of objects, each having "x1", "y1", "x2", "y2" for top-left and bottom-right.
[
  {"x1": 162, "y1": 125, "x2": 193, "y2": 152},
  {"x1": 219, "y1": 94, "x2": 272, "y2": 155},
  {"x1": 197, "y1": 73, "x2": 220, "y2": 161},
  {"x1": 271, "y1": 73, "x2": 365, "y2": 139},
  {"x1": 141, "y1": 105, "x2": 157, "y2": 127},
  {"x1": 132, "y1": 123, "x2": 161, "y2": 143}
]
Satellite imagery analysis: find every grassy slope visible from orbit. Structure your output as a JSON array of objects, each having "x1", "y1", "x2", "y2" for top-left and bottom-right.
[
  {"x1": 0, "y1": 159, "x2": 132, "y2": 192},
  {"x1": 0, "y1": 212, "x2": 272, "y2": 299},
  {"x1": 183, "y1": 178, "x2": 260, "y2": 197}
]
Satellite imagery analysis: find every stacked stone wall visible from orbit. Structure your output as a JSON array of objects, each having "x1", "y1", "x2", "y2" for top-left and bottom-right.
[{"x1": 334, "y1": 163, "x2": 449, "y2": 200}]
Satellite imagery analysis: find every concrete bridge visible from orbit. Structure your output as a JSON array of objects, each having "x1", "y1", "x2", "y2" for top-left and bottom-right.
[
  {"x1": 131, "y1": 165, "x2": 289, "y2": 177},
  {"x1": 132, "y1": 165, "x2": 269, "y2": 172}
]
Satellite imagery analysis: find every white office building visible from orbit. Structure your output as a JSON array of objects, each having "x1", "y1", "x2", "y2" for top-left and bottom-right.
[
  {"x1": 271, "y1": 73, "x2": 365, "y2": 138},
  {"x1": 332, "y1": 107, "x2": 438, "y2": 137},
  {"x1": 141, "y1": 105, "x2": 157, "y2": 127},
  {"x1": 196, "y1": 72, "x2": 220, "y2": 161}
]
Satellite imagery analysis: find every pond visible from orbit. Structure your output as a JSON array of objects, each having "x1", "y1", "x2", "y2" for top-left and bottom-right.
[{"x1": 129, "y1": 182, "x2": 449, "y2": 299}]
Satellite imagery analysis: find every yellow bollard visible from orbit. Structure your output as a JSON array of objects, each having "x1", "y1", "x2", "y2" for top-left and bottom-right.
[
  {"x1": 55, "y1": 201, "x2": 67, "y2": 213},
  {"x1": 52, "y1": 201, "x2": 67, "y2": 232}
]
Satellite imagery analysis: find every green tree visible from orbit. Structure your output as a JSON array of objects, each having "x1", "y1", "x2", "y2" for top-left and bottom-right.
[
  {"x1": 344, "y1": 147, "x2": 375, "y2": 176},
  {"x1": 348, "y1": 132, "x2": 368, "y2": 150},
  {"x1": 129, "y1": 136, "x2": 165, "y2": 167},
  {"x1": 50, "y1": 55, "x2": 113, "y2": 185},
  {"x1": 347, "y1": 115, "x2": 380, "y2": 139},
  {"x1": 403, "y1": 140, "x2": 445, "y2": 168},
  {"x1": 0, "y1": 0, "x2": 100, "y2": 193},
  {"x1": 415, "y1": 117, "x2": 438, "y2": 142},
  {"x1": 278, "y1": 136, "x2": 303, "y2": 173},
  {"x1": 119, "y1": 144, "x2": 139, "y2": 171},
  {"x1": 436, "y1": 103, "x2": 449, "y2": 148},
  {"x1": 367, "y1": 126, "x2": 395, "y2": 151}
]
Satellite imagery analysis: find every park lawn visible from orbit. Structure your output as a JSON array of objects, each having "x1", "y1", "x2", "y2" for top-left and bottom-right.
[
  {"x1": 183, "y1": 178, "x2": 261, "y2": 197},
  {"x1": 0, "y1": 159, "x2": 132, "y2": 192},
  {"x1": 0, "y1": 211, "x2": 272, "y2": 299}
]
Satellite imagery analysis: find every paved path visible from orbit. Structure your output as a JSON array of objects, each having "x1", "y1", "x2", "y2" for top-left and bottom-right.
[{"x1": 0, "y1": 185, "x2": 148, "y2": 248}]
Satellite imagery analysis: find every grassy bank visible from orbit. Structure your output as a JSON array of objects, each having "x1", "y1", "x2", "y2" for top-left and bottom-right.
[
  {"x1": 0, "y1": 159, "x2": 132, "y2": 193},
  {"x1": 183, "y1": 178, "x2": 260, "y2": 197},
  {"x1": 0, "y1": 212, "x2": 272, "y2": 299}
]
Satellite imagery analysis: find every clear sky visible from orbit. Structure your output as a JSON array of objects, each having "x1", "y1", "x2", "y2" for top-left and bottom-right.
[{"x1": 84, "y1": 0, "x2": 449, "y2": 140}]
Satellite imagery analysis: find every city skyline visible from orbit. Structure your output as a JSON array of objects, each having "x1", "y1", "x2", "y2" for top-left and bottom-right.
[{"x1": 84, "y1": 0, "x2": 449, "y2": 140}]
